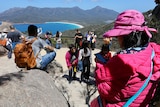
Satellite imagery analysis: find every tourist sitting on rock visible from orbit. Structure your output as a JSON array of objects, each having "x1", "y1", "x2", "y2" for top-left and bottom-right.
[
  {"x1": 65, "y1": 44, "x2": 79, "y2": 83},
  {"x1": 26, "y1": 25, "x2": 56, "y2": 70},
  {"x1": 45, "y1": 31, "x2": 52, "y2": 46},
  {"x1": 7, "y1": 25, "x2": 24, "y2": 50}
]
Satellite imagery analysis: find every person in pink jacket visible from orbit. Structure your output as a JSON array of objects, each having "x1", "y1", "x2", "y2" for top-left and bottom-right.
[
  {"x1": 65, "y1": 44, "x2": 79, "y2": 83},
  {"x1": 90, "y1": 10, "x2": 160, "y2": 107}
]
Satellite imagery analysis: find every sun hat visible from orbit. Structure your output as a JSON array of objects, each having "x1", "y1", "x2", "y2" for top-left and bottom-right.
[{"x1": 103, "y1": 10, "x2": 157, "y2": 38}]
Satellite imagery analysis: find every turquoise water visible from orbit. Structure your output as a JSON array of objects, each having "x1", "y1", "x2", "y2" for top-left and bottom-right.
[{"x1": 14, "y1": 22, "x2": 83, "y2": 35}]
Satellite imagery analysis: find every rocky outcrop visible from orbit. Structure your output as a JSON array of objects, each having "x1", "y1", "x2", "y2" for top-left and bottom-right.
[
  {"x1": 0, "y1": 45, "x2": 7, "y2": 56},
  {"x1": 0, "y1": 69, "x2": 68, "y2": 107},
  {"x1": 46, "y1": 60, "x2": 63, "y2": 78}
]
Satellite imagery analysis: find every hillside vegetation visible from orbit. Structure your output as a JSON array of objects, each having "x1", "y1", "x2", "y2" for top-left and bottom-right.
[
  {"x1": 0, "y1": 6, "x2": 118, "y2": 25},
  {"x1": 61, "y1": 10, "x2": 160, "y2": 51}
]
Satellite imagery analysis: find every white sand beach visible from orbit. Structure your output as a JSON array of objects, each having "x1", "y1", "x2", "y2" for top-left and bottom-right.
[{"x1": 45, "y1": 21, "x2": 84, "y2": 29}]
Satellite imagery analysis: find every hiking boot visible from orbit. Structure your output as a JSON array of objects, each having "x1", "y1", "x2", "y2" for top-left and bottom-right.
[
  {"x1": 73, "y1": 72, "x2": 77, "y2": 80},
  {"x1": 72, "y1": 77, "x2": 76, "y2": 80},
  {"x1": 69, "y1": 80, "x2": 72, "y2": 84}
]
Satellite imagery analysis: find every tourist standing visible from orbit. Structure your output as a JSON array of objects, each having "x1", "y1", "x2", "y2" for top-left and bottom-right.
[
  {"x1": 90, "y1": 31, "x2": 97, "y2": 50},
  {"x1": 55, "y1": 31, "x2": 62, "y2": 49},
  {"x1": 74, "y1": 29, "x2": 83, "y2": 49},
  {"x1": 7, "y1": 25, "x2": 23, "y2": 49},
  {"x1": 85, "y1": 31, "x2": 92, "y2": 48},
  {"x1": 78, "y1": 40, "x2": 92, "y2": 82}
]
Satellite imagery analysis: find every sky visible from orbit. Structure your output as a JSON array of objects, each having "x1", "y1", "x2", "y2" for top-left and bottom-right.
[{"x1": 0, "y1": 0, "x2": 157, "y2": 13}]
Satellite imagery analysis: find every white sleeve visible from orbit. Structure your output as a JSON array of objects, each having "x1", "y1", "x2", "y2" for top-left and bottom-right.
[
  {"x1": 89, "y1": 49, "x2": 92, "y2": 64},
  {"x1": 78, "y1": 49, "x2": 83, "y2": 61}
]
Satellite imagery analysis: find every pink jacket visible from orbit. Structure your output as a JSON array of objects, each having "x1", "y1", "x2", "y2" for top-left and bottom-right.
[
  {"x1": 93, "y1": 43, "x2": 160, "y2": 107},
  {"x1": 65, "y1": 51, "x2": 78, "y2": 67}
]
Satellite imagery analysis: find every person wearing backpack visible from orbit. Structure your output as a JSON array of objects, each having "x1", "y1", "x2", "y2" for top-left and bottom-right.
[
  {"x1": 78, "y1": 40, "x2": 92, "y2": 82},
  {"x1": 90, "y1": 10, "x2": 160, "y2": 107},
  {"x1": 65, "y1": 44, "x2": 79, "y2": 83},
  {"x1": 26, "y1": 25, "x2": 56, "y2": 70}
]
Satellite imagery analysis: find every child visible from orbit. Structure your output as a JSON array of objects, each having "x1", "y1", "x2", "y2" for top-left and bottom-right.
[{"x1": 95, "y1": 44, "x2": 112, "y2": 64}]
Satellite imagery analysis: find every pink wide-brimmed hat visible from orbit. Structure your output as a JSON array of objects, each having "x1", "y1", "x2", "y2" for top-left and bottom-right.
[{"x1": 103, "y1": 10, "x2": 157, "y2": 38}]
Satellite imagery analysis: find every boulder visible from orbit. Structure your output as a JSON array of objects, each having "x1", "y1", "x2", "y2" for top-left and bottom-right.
[
  {"x1": 46, "y1": 60, "x2": 63, "y2": 78},
  {"x1": 0, "y1": 45, "x2": 7, "y2": 56},
  {"x1": 0, "y1": 69, "x2": 68, "y2": 107}
]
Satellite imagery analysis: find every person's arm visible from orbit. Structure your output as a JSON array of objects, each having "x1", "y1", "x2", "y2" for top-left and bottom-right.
[
  {"x1": 20, "y1": 35, "x2": 24, "y2": 39},
  {"x1": 76, "y1": 34, "x2": 83, "y2": 39},
  {"x1": 78, "y1": 49, "x2": 82, "y2": 61},
  {"x1": 89, "y1": 49, "x2": 92, "y2": 64},
  {"x1": 45, "y1": 45, "x2": 54, "y2": 51},
  {"x1": 109, "y1": 52, "x2": 112, "y2": 59},
  {"x1": 65, "y1": 52, "x2": 72, "y2": 70},
  {"x1": 40, "y1": 38, "x2": 54, "y2": 52},
  {"x1": 75, "y1": 33, "x2": 83, "y2": 39},
  {"x1": 72, "y1": 51, "x2": 79, "y2": 65}
]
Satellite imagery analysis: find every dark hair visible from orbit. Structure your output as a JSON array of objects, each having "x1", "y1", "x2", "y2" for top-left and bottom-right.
[
  {"x1": 68, "y1": 44, "x2": 75, "y2": 49},
  {"x1": 28, "y1": 25, "x2": 38, "y2": 36},
  {"x1": 46, "y1": 31, "x2": 52, "y2": 35},
  {"x1": 101, "y1": 44, "x2": 110, "y2": 52},
  {"x1": 56, "y1": 31, "x2": 60, "y2": 37},
  {"x1": 82, "y1": 40, "x2": 89, "y2": 54},
  {"x1": 155, "y1": 0, "x2": 160, "y2": 4},
  {"x1": 123, "y1": 31, "x2": 149, "y2": 49},
  {"x1": 10, "y1": 25, "x2": 15, "y2": 29}
]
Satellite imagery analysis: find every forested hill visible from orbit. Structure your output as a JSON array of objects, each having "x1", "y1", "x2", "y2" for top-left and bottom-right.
[
  {"x1": 62, "y1": 9, "x2": 160, "y2": 50},
  {"x1": 0, "y1": 6, "x2": 119, "y2": 25}
]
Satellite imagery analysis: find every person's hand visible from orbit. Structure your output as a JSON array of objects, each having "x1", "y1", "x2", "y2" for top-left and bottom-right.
[
  {"x1": 68, "y1": 66, "x2": 72, "y2": 70},
  {"x1": 45, "y1": 45, "x2": 54, "y2": 52},
  {"x1": 72, "y1": 61, "x2": 76, "y2": 65},
  {"x1": 74, "y1": 36, "x2": 77, "y2": 39},
  {"x1": 103, "y1": 37, "x2": 112, "y2": 45}
]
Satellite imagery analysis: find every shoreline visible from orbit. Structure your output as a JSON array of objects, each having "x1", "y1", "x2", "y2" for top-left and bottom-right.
[
  {"x1": 5, "y1": 21, "x2": 84, "y2": 35},
  {"x1": 45, "y1": 21, "x2": 84, "y2": 29},
  {"x1": 8, "y1": 21, "x2": 84, "y2": 29},
  {"x1": 11, "y1": 21, "x2": 83, "y2": 29}
]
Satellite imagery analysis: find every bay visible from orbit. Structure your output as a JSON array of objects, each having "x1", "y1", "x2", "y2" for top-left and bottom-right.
[{"x1": 14, "y1": 22, "x2": 83, "y2": 35}]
